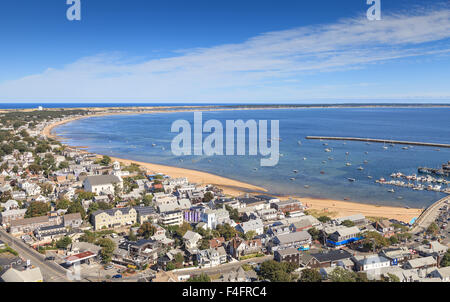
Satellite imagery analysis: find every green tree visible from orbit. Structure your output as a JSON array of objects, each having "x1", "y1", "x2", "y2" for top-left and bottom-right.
[
  {"x1": 96, "y1": 238, "x2": 116, "y2": 264},
  {"x1": 202, "y1": 192, "x2": 214, "y2": 203},
  {"x1": 259, "y1": 260, "x2": 298, "y2": 282},
  {"x1": 142, "y1": 194, "x2": 153, "y2": 206},
  {"x1": 308, "y1": 227, "x2": 321, "y2": 241},
  {"x1": 426, "y1": 222, "x2": 439, "y2": 235},
  {"x1": 299, "y1": 268, "x2": 322, "y2": 282},
  {"x1": 328, "y1": 267, "x2": 357, "y2": 282},
  {"x1": 244, "y1": 230, "x2": 257, "y2": 240},
  {"x1": 216, "y1": 223, "x2": 237, "y2": 241},
  {"x1": 187, "y1": 273, "x2": 211, "y2": 282},
  {"x1": 440, "y1": 250, "x2": 450, "y2": 267},
  {"x1": 225, "y1": 205, "x2": 240, "y2": 222},
  {"x1": 25, "y1": 202, "x2": 50, "y2": 218},
  {"x1": 56, "y1": 199, "x2": 70, "y2": 210},
  {"x1": 67, "y1": 201, "x2": 86, "y2": 220},
  {"x1": 56, "y1": 236, "x2": 72, "y2": 249},
  {"x1": 128, "y1": 230, "x2": 137, "y2": 242},
  {"x1": 100, "y1": 155, "x2": 112, "y2": 166},
  {"x1": 341, "y1": 220, "x2": 355, "y2": 227},
  {"x1": 318, "y1": 216, "x2": 332, "y2": 223},
  {"x1": 137, "y1": 222, "x2": 157, "y2": 239}
]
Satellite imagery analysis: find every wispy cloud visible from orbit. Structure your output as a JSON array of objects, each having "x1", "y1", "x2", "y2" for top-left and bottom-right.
[{"x1": 1, "y1": 7, "x2": 450, "y2": 102}]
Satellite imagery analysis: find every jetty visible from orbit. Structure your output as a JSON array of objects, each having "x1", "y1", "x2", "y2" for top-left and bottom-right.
[{"x1": 305, "y1": 136, "x2": 450, "y2": 148}]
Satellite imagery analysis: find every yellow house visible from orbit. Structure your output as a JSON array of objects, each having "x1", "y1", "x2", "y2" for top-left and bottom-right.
[{"x1": 91, "y1": 207, "x2": 137, "y2": 230}]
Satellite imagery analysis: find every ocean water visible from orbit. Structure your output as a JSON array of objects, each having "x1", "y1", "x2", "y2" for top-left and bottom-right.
[{"x1": 54, "y1": 108, "x2": 450, "y2": 208}]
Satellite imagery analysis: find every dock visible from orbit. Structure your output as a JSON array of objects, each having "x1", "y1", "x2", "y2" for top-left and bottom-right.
[{"x1": 305, "y1": 136, "x2": 450, "y2": 148}]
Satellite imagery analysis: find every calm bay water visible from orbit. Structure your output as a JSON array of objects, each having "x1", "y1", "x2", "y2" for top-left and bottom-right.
[{"x1": 54, "y1": 108, "x2": 450, "y2": 208}]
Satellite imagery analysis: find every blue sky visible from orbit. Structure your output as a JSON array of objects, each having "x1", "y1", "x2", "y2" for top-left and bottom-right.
[{"x1": 0, "y1": 0, "x2": 449, "y2": 103}]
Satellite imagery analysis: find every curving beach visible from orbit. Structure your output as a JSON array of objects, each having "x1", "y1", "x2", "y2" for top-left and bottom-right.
[{"x1": 42, "y1": 109, "x2": 423, "y2": 223}]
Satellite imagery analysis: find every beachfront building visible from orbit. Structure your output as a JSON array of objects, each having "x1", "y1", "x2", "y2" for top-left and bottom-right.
[
  {"x1": 83, "y1": 175, "x2": 123, "y2": 195},
  {"x1": 201, "y1": 208, "x2": 231, "y2": 229},
  {"x1": 90, "y1": 208, "x2": 137, "y2": 230}
]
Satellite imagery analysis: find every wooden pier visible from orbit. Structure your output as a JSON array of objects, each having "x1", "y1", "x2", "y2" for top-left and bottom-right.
[{"x1": 305, "y1": 136, "x2": 450, "y2": 148}]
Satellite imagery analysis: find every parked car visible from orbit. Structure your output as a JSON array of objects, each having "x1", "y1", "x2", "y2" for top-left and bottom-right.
[
  {"x1": 104, "y1": 265, "x2": 114, "y2": 270},
  {"x1": 45, "y1": 256, "x2": 56, "y2": 261},
  {"x1": 112, "y1": 274, "x2": 122, "y2": 279}
]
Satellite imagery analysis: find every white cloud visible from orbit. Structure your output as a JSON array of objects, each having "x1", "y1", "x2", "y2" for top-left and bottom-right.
[{"x1": 1, "y1": 7, "x2": 450, "y2": 102}]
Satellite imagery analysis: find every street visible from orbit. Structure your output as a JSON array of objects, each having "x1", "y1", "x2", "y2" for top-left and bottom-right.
[{"x1": 0, "y1": 229, "x2": 70, "y2": 282}]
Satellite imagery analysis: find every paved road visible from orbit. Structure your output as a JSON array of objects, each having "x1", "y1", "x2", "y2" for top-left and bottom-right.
[
  {"x1": 173, "y1": 255, "x2": 273, "y2": 276},
  {"x1": 0, "y1": 229, "x2": 70, "y2": 282},
  {"x1": 411, "y1": 196, "x2": 449, "y2": 234}
]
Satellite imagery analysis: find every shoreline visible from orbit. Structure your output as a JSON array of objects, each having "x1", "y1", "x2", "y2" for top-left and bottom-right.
[{"x1": 42, "y1": 109, "x2": 423, "y2": 223}]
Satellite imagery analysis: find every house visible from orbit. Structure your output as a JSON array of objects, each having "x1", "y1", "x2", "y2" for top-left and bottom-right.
[
  {"x1": 160, "y1": 210, "x2": 183, "y2": 226},
  {"x1": 380, "y1": 247, "x2": 413, "y2": 266},
  {"x1": 183, "y1": 230, "x2": 202, "y2": 249},
  {"x1": 134, "y1": 206, "x2": 157, "y2": 224},
  {"x1": 1, "y1": 200, "x2": 19, "y2": 210},
  {"x1": 289, "y1": 215, "x2": 321, "y2": 232},
  {"x1": 236, "y1": 218, "x2": 264, "y2": 236},
  {"x1": 34, "y1": 224, "x2": 68, "y2": 241},
  {"x1": 334, "y1": 214, "x2": 366, "y2": 226},
  {"x1": 63, "y1": 213, "x2": 82, "y2": 228},
  {"x1": 197, "y1": 247, "x2": 227, "y2": 268},
  {"x1": 9, "y1": 216, "x2": 54, "y2": 234},
  {"x1": 268, "y1": 224, "x2": 291, "y2": 237},
  {"x1": 256, "y1": 208, "x2": 278, "y2": 221},
  {"x1": 352, "y1": 254, "x2": 391, "y2": 272},
  {"x1": 415, "y1": 241, "x2": 448, "y2": 258},
  {"x1": 271, "y1": 199, "x2": 303, "y2": 214},
  {"x1": 404, "y1": 256, "x2": 437, "y2": 270},
  {"x1": 209, "y1": 237, "x2": 225, "y2": 248},
  {"x1": 0, "y1": 209, "x2": 27, "y2": 225},
  {"x1": 429, "y1": 266, "x2": 450, "y2": 282},
  {"x1": 271, "y1": 231, "x2": 312, "y2": 252},
  {"x1": 151, "y1": 270, "x2": 179, "y2": 282},
  {"x1": 1, "y1": 267, "x2": 43, "y2": 282},
  {"x1": 83, "y1": 175, "x2": 123, "y2": 195},
  {"x1": 274, "y1": 248, "x2": 313, "y2": 267},
  {"x1": 327, "y1": 226, "x2": 362, "y2": 247},
  {"x1": 228, "y1": 236, "x2": 262, "y2": 259},
  {"x1": 90, "y1": 207, "x2": 137, "y2": 230},
  {"x1": 374, "y1": 219, "x2": 395, "y2": 237},
  {"x1": 309, "y1": 249, "x2": 353, "y2": 268},
  {"x1": 215, "y1": 266, "x2": 256, "y2": 282},
  {"x1": 201, "y1": 208, "x2": 231, "y2": 229}
]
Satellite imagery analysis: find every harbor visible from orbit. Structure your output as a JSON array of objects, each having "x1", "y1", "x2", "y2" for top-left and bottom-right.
[{"x1": 305, "y1": 136, "x2": 450, "y2": 148}]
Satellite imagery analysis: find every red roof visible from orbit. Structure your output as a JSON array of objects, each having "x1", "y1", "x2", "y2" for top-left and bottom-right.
[{"x1": 65, "y1": 251, "x2": 96, "y2": 263}]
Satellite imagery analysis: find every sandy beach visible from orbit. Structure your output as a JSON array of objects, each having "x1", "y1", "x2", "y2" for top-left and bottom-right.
[{"x1": 41, "y1": 110, "x2": 423, "y2": 223}]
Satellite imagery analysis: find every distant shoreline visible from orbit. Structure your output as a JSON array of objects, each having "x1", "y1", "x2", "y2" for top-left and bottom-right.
[{"x1": 41, "y1": 106, "x2": 424, "y2": 223}]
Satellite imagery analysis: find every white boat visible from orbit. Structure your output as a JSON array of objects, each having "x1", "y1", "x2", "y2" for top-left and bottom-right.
[
  {"x1": 346, "y1": 163, "x2": 352, "y2": 166},
  {"x1": 290, "y1": 178, "x2": 295, "y2": 181},
  {"x1": 303, "y1": 157, "x2": 307, "y2": 160},
  {"x1": 348, "y1": 178, "x2": 356, "y2": 182},
  {"x1": 388, "y1": 189, "x2": 395, "y2": 193},
  {"x1": 324, "y1": 148, "x2": 332, "y2": 152},
  {"x1": 357, "y1": 166, "x2": 364, "y2": 171},
  {"x1": 293, "y1": 170, "x2": 299, "y2": 173}
]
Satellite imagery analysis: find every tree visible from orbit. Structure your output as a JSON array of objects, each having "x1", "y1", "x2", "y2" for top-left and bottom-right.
[
  {"x1": 308, "y1": 227, "x2": 321, "y2": 241},
  {"x1": 361, "y1": 231, "x2": 389, "y2": 251},
  {"x1": 137, "y1": 222, "x2": 157, "y2": 239},
  {"x1": 426, "y1": 222, "x2": 439, "y2": 235},
  {"x1": 142, "y1": 194, "x2": 153, "y2": 206},
  {"x1": 67, "y1": 201, "x2": 86, "y2": 220},
  {"x1": 128, "y1": 230, "x2": 137, "y2": 242},
  {"x1": 58, "y1": 161, "x2": 69, "y2": 169},
  {"x1": 318, "y1": 216, "x2": 332, "y2": 223},
  {"x1": 225, "y1": 205, "x2": 240, "y2": 222},
  {"x1": 385, "y1": 273, "x2": 400, "y2": 282},
  {"x1": 187, "y1": 273, "x2": 211, "y2": 282},
  {"x1": 100, "y1": 155, "x2": 112, "y2": 166},
  {"x1": 341, "y1": 220, "x2": 355, "y2": 227},
  {"x1": 56, "y1": 236, "x2": 72, "y2": 249},
  {"x1": 259, "y1": 260, "x2": 298, "y2": 282},
  {"x1": 56, "y1": 199, "x2": 70, "y2": 210},
  {"x1": 299, "y1": 268, "x2": 322, "y2": 282},
  {"x1": 440, "y1": 250, "x2": 450, "y2": 267},
  {"x1": 244, "y1": 230, "x2": 257, "y2": 241},
  {"x1": 202, "y1": 192, "x2": 214, "y2": 203},
  {"x1": 25, "y1": 202, "x2": 49, "y2": 218},
  {"x1": 96, "y1": 238, "x2": 115, "y2": 264},
  {"x1": 175, "y1": 222, "x2": 193, "y2": 237},
  {"x1": 216, "y1": 223, "x2": 237, "y2": 241},
  {"x1": 328, "y1": 267, "x2": 357, "y2": 282}
]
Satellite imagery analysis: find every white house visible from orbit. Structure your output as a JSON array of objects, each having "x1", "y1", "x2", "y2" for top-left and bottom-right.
[
  {"x1": 352, "y1": 255, "x2": 391, "y2": 272},
  {"x1": 236, "y1": 218, "x2": 264, "y2": 235},
  {"x1": 196, "y1": 247, "x2": 227, "y2": 268},
  {"x1": 83, "y1": 175, "x2": 123, "y2": 195},
  {"x1": 182, "y1": 230, "x2": 202, "y2": 249}
]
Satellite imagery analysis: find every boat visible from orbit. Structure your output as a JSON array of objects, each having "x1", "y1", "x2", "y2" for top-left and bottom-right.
[
  {"x1": 348, "y1": 178, "x2": 356, "y2": 182},
  {"x1": 290, "y1": 178, "x2": 295, "y2": 181},
  {"x1": 405, "y1": 206, "x2": 410, "y2": 209},
  {"x1": 383, "y1": 146, "x2": 388, "y2": 150},
  {"x1": 365, "y1": 152, "x2": 369, "y2": 155},
  {"x1": 304, "y1": 185, "x2": 310, "y2": 188},
  {"x1": 297, "y1": 141, "x2": 302, "y2": 146},
  {"x1": 368, "y1": 176, "x2": 373, "y2": 179},
  {"x1": 357, "y1": 166, "x2": 364, "y2": 171},
  {"x1": 345, "y1": 152, "x2": 349, "y2": 155},
  {"x1": 388, "y1": 189, "x2": 395, "y2": 193},
  {"x1": 363, "y1": 160, "x2": 368, "y2": 164},
  {"x1": 322, "y1": 161, "x2": 326, "y2": 164},
  {"x1": 324, "y1": 148, "x2": 332, "y2": 152},
  {"x1": 152, "y1": 143, "x2": 156, "y2": 147},
  {"x1": 402, "y1": 147, "x2": 409, "y2": 150},
  {"x1": 320, "y1": 171, "x2": 325, "y2": 174},
  {"x1": 253, "y1": 168, "x2": 258, "y2": 171},
  {"x1": 293, "y1": 170, "x2": 299, "y2": 173},
  {"x1": 303, "y1": 157, "x2": 307, "y2": 160},
  {"x1": 328, "y1": 157, "x2": 334, "y2": 161},
  {"x1": 323, "y1": 143, "x2": 328, "y2": 146},
  {"x1": 345, "y1": 163, "x2": 352, "y2": 166}
]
